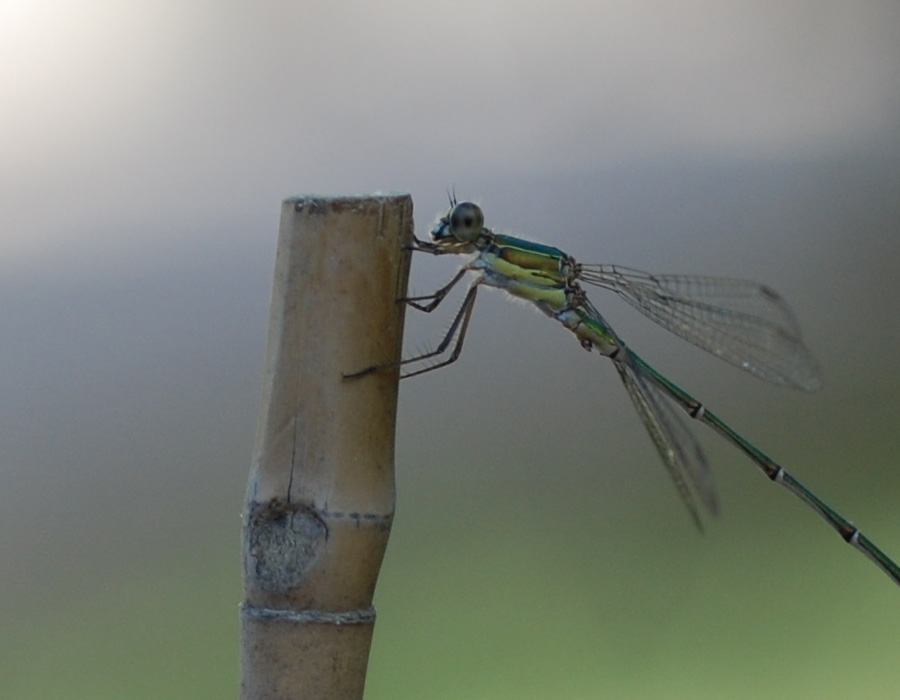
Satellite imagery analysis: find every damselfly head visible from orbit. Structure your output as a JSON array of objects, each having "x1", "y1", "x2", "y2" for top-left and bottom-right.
[{"x1": 430, "y1": 201, "x2": 485, "y2": 244}]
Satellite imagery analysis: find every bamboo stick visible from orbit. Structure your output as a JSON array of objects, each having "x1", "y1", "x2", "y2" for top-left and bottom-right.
[{"x1": 241, "y1": 194, "x2": 412, "y2": 699}]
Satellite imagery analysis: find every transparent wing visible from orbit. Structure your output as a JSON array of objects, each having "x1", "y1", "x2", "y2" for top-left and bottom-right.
[
  {"x1": 580, "y1": 264, "x2": 822, "y2": 390},
  {"x1": 615, "y1": 354, "x2": 719, "y2": 528}
]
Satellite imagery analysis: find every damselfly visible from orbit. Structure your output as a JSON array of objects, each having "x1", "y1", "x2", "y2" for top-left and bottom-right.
[{"x1": 348, "y1": 199, "x2": 900, "y2": 588}]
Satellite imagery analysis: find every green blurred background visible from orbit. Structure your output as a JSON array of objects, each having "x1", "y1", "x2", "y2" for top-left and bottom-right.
[{"x1": 3, "y1": 2, "x2": 900, "y2": 698}]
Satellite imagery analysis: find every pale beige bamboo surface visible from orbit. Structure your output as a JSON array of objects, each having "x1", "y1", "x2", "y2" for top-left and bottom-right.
[{"x1": 241, "y1": 194, "x2": 412, "y2": 699}]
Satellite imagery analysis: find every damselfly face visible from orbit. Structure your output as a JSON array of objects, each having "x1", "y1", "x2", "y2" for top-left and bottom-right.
[{"x1": 430, "y1": 201, "x2": 485, "y2": 247}]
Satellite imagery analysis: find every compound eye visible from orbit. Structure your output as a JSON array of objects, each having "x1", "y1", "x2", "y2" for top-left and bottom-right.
[{"x1": 447, "y1": 202, "x2": 484, "y2": 242}]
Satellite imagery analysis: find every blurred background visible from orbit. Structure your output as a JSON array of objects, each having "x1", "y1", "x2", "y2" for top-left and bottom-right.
[{"x1": 3, "y1": 1, "x2": 900, "y2": 697}]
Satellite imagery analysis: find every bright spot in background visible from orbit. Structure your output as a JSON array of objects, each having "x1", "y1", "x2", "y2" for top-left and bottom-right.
[{"x1": 1, "y1": 0, "x2": 899, "y2": 262}]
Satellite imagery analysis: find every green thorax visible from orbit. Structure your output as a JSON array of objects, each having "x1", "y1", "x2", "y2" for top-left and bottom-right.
[
  {"x1": 479, "y1": 234, "x2": 573, "y2": 286},
  {"x1": 469, "y1": 233, "x2": 575, "y2": 314}
]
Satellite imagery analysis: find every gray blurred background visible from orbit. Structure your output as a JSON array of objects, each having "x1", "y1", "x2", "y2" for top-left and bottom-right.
[{"x1": 3, "y1": 1, "x2": 900, "y2": 698}]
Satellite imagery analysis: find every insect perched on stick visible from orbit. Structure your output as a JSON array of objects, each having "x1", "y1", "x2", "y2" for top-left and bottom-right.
[{"x1": 347, "y1": 198, "x2": 900, "y2": 588}]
